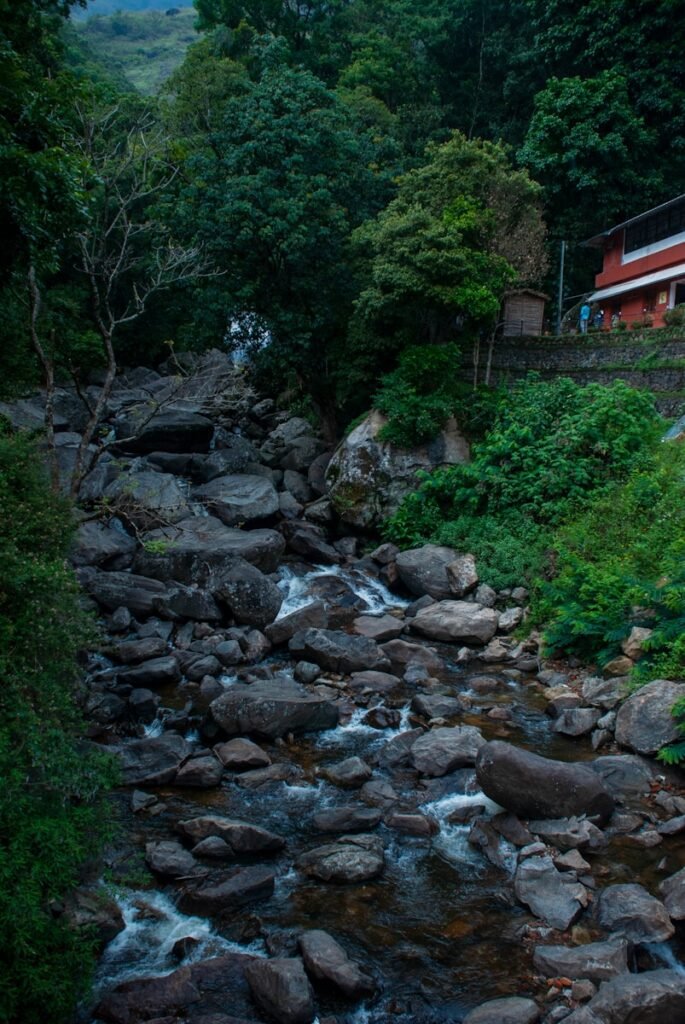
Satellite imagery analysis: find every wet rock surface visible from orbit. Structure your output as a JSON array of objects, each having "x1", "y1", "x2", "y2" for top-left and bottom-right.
[{"x1": 27, "y1": 364, "x2": 684, "y2": 1024}]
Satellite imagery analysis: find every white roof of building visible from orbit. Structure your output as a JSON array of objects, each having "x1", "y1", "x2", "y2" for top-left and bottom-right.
[{"x1": 587, "y1": 262, "x2": 685, "y2": 302}]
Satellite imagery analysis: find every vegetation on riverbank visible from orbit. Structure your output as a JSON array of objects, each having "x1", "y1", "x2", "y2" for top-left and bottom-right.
[{"x1": 0, "y1": 429, "x2": 116, "y2": 1024}]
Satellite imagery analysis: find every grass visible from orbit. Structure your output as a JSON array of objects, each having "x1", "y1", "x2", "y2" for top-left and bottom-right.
[{"x1": 75, "y1": 7, "x2": 198, "y2": 95}]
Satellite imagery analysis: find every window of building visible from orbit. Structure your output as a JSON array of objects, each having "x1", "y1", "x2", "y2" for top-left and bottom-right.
[
  {"x1": 624, "y1": 198, "x2": 685, "y2": 254},
  {"x1": 644, "y1": 290, "x2": 656, "y2": 312}
]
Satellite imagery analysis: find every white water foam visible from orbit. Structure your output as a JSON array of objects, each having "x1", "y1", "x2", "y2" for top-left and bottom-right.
[
  {"x1": 646, "y1": 941, "x2": 685, "y2": 976},
  {"x1": 142, "y1": 717, "x2": 165, "y2": 739},
  {"x1": 420, "y1": 791, "x2": 505, "y2": 872},
  {"x1": 95, "y1": 889, "x2": 266, "y2": 992},
  {"x1": 276, "y1": 564, "x2": 409, "y2": 619}
]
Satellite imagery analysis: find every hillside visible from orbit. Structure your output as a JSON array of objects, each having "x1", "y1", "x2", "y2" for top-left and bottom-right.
[{"x1": 75, "y1": 7, "x2": 197, "y2": 94}]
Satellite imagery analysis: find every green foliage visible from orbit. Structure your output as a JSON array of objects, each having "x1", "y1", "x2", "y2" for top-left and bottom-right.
[
  {"x1": 385, "y1": 376, "x2": 660, "y2": 587},
  {"x1": 75, "y1": 8, "x2": 198, "y2": 95},
  {"x1": 374, "y1": 344, "x2": 463, "y2": 446},
  {"x1": 538, "y1": 441, "x2": 685, "y2": 681},
  {"x1": 663, "y1": 304, "x2": 685, "y2": 328},
  {"x1": 0, "y1": 429, "x2": 116, "y2": 1024}
]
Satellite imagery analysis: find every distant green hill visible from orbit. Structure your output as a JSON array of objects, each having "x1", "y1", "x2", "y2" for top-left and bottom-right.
[
  {"x1": 73, "y1": 0, "x2": 184, "y2": 19},
  {"x1": 75, "y1": 7, "x2": 198, "y2": 95}
]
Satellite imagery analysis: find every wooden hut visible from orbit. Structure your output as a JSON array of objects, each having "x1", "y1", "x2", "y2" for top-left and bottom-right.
[{"x1": 501, "y1": 289, "x2": 548, "y2": 336}]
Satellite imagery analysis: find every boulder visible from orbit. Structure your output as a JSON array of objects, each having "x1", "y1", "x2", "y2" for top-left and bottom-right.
[
  {"x1": 111, "y1": 637, "x2": 168, "y2": 664},
  {"x1": 299, "y1": 930, "x2": 375, "y2": 999},
  {"x1": 193, "y1": 475, "x2": 279, "y2": 527},
  {"x1": 410, "y1": 726, "x2": 485, "y2": 776},
  {"x1": 590, "y1": 754, "x2": 658, "y2": 801},
  {"x1": 582, "y1": 677, "x2": 621, "y2": 710},
  {"x1": 476, "y1": 741, "x2": 615, "y2": 826},
  {"x1": 179, "y1": 865, "x2": 276, "y2": 916},
  {"x1": 95, "y1": 964, "x2": 201, "y2": 1023},
  {"x1": 621, "y1": 626, "x2": 653, "y2": 661},
  {"x1": 323, "y1": 756, "x2": 372, "y2": 788},
  {"x1": 297, "y1": 835, "x2": 384, "y2": 884},
  {"x1": 83, "y1": 570, "x2": 168, "y2": 618},
  {"x1": 412, "y1": 601, "x2": 499, "y2": 645},
  {"x1": 192, "y1": 440, "x2": 256, "y2": 481},
  {"x1": 386, "y1": 812, "x2": 438, "y2": 837},
  {"x1": 136, "y1": 516, "x2": 285, "y2": 578},
  {"x1": 63, "y1": 886, "x2": 125, "y2": 948},
  {"x1": 325, "y1": 410, "x2": 470, "y2": 528},
  {"x1": 279, "y1": 522, "x2": 341, "y2": 565},
  {"x1": 213, "y1": 738, "x2": 271, "y2": 771},
  {"x1": 348, "y1": 670, "x2": 402, "y2": 695},
  {"x1": 265, "y1": 601, "x2": 328, "y2": 646},
  {"x1": 212, "y1": 558, "x2": 282, "y2": 629},
  {"x1": 533, "y1": 939, "x2": 629, "y2": 982},
  {"x1": 553, "y1": 708, "x2": 603, "y2": 737},
  {"x1": 244, "y1": 958, "x2": 315, "y2": 1024},
  {"x1": 596, "y1": 883, "x2": 674, "y2": 943},
  {"x1": 114, "y1": 408, "x2": 214, "y2": 454},
  {"x1": 660, "y1": 867, "x2": 685, "y2": 919},
  {"x1": 313, "y1": 807, "x2": 382, "y2": 833},
  {"x1": 462, "y1": 997, "x2": 540, "y2": 1024},
  {"x1": 560, "y1": 969, "x2": 685, "y2": 1024},
  {"x1": 117, "y1": 734, "x2": 191, "y2": 786},
  {"x1": 411, "y1": 693, "x2": 463, "y2": 719},
  {"x1": 527, "y1": 816, "x2": 605, "y2": 850},
  {"x1": 303, "y1": 576, "x2": 368, "y2": 627},
  {"x1": 175, "y1": 754, "x2": 224, "y2": 788},
  {"x1": 351, "y1": 614, "x2": 404, "y2": 642},
  {"x1": 103, "y1": 471, "x2": 190, "y2": 527},
  {"x1": 396, "y1": 544, "x2": 464, "y2": 600},
  {"x1": 70, "y1": 521, "x2": 137, "y2": 568},
  {"x1": 381, "y1": 638, "x2": 443, "y2": 677},
  {"x1": 176, "y1": 815, "x2": 285, "y2": 853},
  {"x1": 514, "y1": 854, "x2": 589, "y2": 930},
  {"x1": 145, "y1": 840, "x2": 200, "y2": 879},
  {"x1": 210, "y1": 678, "x2": 339, "y2": 739},
  {"x1": 119, "y1": 656, "x2": 181, "y2": 688},
  {"x1": 614, "y1": 679, "x2": 685, "y2": 755},
  {"x1": 289, "y1": 628, "x2": 390, "y2": 675}
]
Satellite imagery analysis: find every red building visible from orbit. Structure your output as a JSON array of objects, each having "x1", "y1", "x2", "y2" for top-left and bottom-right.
[{"x1": 585, "y1": 195, "x2": 685, "y2": 328}]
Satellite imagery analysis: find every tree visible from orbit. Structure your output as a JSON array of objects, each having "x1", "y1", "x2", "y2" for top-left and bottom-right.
[
  {"x1": 347, "y1": 132, "x2": 546, "y2": 393},
  {"x1": 519, "y1": 71, "x2": 657, "y2": 243},
  {"x1": 175, "y1": 63, "x2": 384, "y2": 434}
]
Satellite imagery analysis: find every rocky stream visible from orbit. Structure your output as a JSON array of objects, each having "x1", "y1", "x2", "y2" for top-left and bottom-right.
[{"x1": 9, "y1": 352, "x2": 685, "y2": 1024}]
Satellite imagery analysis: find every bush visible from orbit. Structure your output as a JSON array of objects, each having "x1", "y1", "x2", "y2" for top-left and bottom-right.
[
  {"x1": 537, "y1": 441, "x2": 685, "y2": 675},
  {"x1": 374, "y1": 344, "x2": 463, "y2": 446},
  {"x1": 384, "y1": 375, "x2": 661, "y2": 587},
  {"x1": 663, "y1": 303, "x2": 685, "y2": 328},
  {"x1": 0, "y1": 430, "x2": 116, "y2": 1024}
]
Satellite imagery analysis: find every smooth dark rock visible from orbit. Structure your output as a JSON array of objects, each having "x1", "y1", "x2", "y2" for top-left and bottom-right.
[
  {"x1": 462, "y1": 996, "x2": 540, "y2": 1024},
  {"x1": 265, "y1": 601, "x2": 328, "y2": 646},
  {"x1": 410, "y1": 726, "x2": 485, "y2": 776},
  {"x1": 70, "y1": 521, "x2": 137, "y2": 568},
  {"x1": 213, "y1": 738, "x2": 271, "y2": 771},
  {"x1": 533, "y1": 939, "x2": 630, "y2": 982},
  {"x1": 289, "y1": 628, "x2": 390, "y2": 674},
  {"x1": 175, "y1": 754, "x2": 224, "y2": 788},
  {"x1": 118, "y1": 734, "x2": 191, "y2": 786},
  {"x1": 299, "y1": 929, "x2": 375, "y2": 999},
  {"x1": 614, "y1": 679, "x2": 685, "y2": 755},
  {"x1": 660, "y1": 867, "x2": 685, "y2": 919},
  {"x1": 114, "y1": 408, "x2": 214, "y2": 454},
  {"x1": 596, "y1": 883, "x2": 674, "y2": 943},
  {"x1": 411, "y1": 693, "x2": 463, "y2": 719},
  {"x1": 297, "y1": 834, "x2": 384, "y2": 884},
  {"x1": 136, "y1": 516, "x2": 285, "y2": 578},
  {"x1": 119, "y1": 656, "x2": 181, "y2": 688},
  {"x1": 210, "y1": 678, "x2": 339, "y2": 739},
  {"x1": 313, "y1": 807, "x2": 382, "y2": 833},
  {"x1": 193, "y1": 474, "x2": 279, "y2": 527},
  {"x1": 244, "y1": 958, "x2": 315, "y2": 1024},
  {"x1": 179, "y1": 866, "x2": 276, "y2": 916},
  {"x1": 176, "y1": 815, "x2": 285, "y2": 853},
  {"x1": 212, "y1": 558, "x2": 282, "y2": 628},
  {"x1": 476, "y1": 741, "x2": 615, "y2": 826},
  {"x1": 145, "y1": 841, "x2": 200, "y2": 878},
  {"x1": 561, "y1": 969, "x2": 685, "y2": 1024},
  {"x1": 323, "y1": 756, "x2": 372, "y2": 788}
]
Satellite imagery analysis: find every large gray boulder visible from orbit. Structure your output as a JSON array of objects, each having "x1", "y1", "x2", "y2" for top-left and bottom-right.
[
  {"x1": 514, "y1": 854, "x2": 589, "y2": 930},
  {"x1": 297, "y1": 834, "x2": 384, "y2": 884},
  {"x1": 136, "y1": 516, "x2": 285, "y2": 578},
  {"x1": 561, "y1": 969, "x2": 685, "y2": 1024},
  {"x1": 192, "y1": 439, "x2": 257, "y2": 481},
  {"x1": 325, "y1": 410, "x2": 470, "y2": 528},
  {"x1": 176, "y1": 815, "x2": 285, "y2": 853},
  {"x1": 193, "y1": 474, "x2": 279, "y2": 526},
  {"x1": 462, "y1": 997, "x2": 540, "y2": 1024},
  {"x1": 533, "y1": 939, "x2": 630, "y2": 982},
  {"x1": 212, "y1": 558, "x2": 282, "y2": 629},
  {"x1": 596, "y1": 883, "x2": 674, "y2": 943},
  {"x1": 244, "y1": 958, "x2": 315, "y2": 1024},
  {"x1": 412, "y1": 601, "x2": 499, "y2": 645},
  {"x1": 410, "y1": 726, "x2": 485, "y2": 776},
  {"x1": 117, "y1": 734, "x2": 191, "y2": 786},
  {"x1": 179, "y1": 865, "x2": 276, "y2": 916},
  {"x1": 660, "y1": 867, "x2": 685, "y2": 920},
  {"x1": 476, "y1": 741, "x2": 615, "y2": 825},
  {"x1": 614, "y1": 679, "x2": 685, "y2": 755},
  {"x1": 299, "y1": 930, "x2": 375, "y2": 999},
  {"x1": 265, "y1": 601, "x2": 328, "y2": 646},
  {"x1": 289, "y1": 628, "x2": 391, "y2": 674},
  {"x1": 70, "y1": 521, "x2": 136, "y2": 568},
  {"x1": 114, "y1": 407, "x2": 214, "y2": 454},
  {"x1": 210, "y1": 677, "x2": 339, "y2": 739},
  {"x1": 396, "y1": 544, "x2": 477, "y2": 600},
  {"x1": 104, "y1": 470, "x2": 190, "y2": 527}
]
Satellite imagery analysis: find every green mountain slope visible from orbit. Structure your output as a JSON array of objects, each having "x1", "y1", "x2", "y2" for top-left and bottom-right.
[{"x1": 75, "y1": 8, "x2": 198, "y2": 94}]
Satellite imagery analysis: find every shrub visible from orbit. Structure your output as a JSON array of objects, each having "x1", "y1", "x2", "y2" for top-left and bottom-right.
[
  {"x1": 663, "y1": 303, "x2": 685, "y2": 328},
  {"x1": 0, "y1": 429, "x2": 116, "y2": 1024},
  {"x1": 384, "y1": 375, "x2": 661, "y2": 587},
  {"x1": 374, "y1": 344, "x2": 463, "y2": 446}
]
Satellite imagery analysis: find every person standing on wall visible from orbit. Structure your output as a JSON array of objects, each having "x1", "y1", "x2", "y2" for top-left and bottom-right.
[{"x1": 579, "y1": 301, "x2": 591, "y2": 334}]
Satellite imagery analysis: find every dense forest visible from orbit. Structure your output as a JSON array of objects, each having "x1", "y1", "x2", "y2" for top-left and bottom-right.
[{"x1": 3, "y1": 1, "x2": 685, "y2": 1021}]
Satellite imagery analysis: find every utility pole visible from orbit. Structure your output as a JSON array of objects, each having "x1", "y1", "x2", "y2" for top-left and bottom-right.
[{"x1": 556, "y1": 239, "x2": 566, "y2": 335}]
